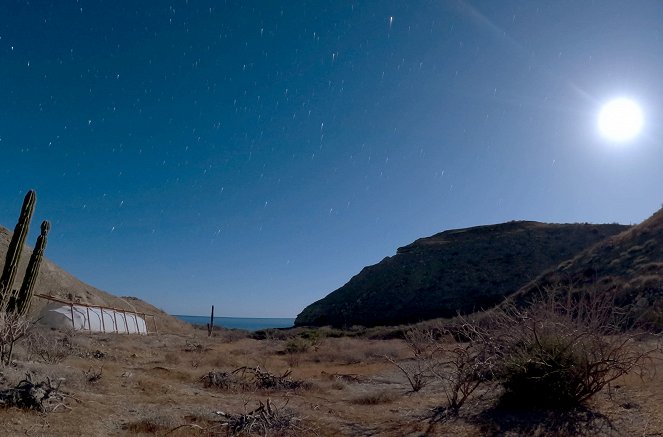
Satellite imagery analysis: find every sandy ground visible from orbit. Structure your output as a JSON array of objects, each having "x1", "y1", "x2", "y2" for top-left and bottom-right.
[{"x1": 0, "y1": 327, "x2": 661, "y2": 437}]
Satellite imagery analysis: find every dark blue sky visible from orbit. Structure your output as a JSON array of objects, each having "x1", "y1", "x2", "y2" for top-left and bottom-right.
[{"x1": 2, "y1": 1, "x2": 663, "y2": 317}]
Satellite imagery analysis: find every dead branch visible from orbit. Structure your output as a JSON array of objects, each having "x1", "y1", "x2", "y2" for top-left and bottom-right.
[{"x1": 0, "y1": 373, "x2": 71, "y2": 412}]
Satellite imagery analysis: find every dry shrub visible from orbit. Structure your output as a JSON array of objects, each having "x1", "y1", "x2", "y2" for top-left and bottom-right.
[
  {"x1": 214, "y1": 398, "x2": 307, "y2": 436},
  {"x1": 201, "y1": 370, "x2": 249, "y2": 392},
  {"x1": 284, "y1": 337, "x2": 311, "y2": 354},
  {"x1": 0, "y1": 312, "x2": 30, "y2": 365},
  {"x1": 183, "y1": 340, "x2": 209, "y2": 353},
  {"x1": 201, "y1": 366, "x2": 311, "y2": 392},
  {"x1": 83, "y1": 367, "x2": 103, "y2": 385},
  {"x1": 0, "y1": 372, "x2": 72, "y2": 412},
  {"x1": 164, "y1": 351, "x2": 182, "y2": 365},
  {"x1": 387, "y1": 286, "x2": 657, "y2": 414},
  {"x1": 350, "y1": 390, "x2": 399, "y2": 405},
  {"x1": 330, "y1": 380, "x2": 346, "y2": 390},
  {"x1": 283, "y1": 330, "x2": 321, "y2": 366},
  {"x1": 313, "y1": 338, "x2": 408, "y2": 365},
  {"x1": 216, "y1": 328, "x2": 250, "y2": 343},
  {"x1": 25, "y1": 329, "x2": 74, "y2": 364},
  {"x1": 123, "y1": 416, "x2": 173, "y2": 434},
  {"x1": 387, "y1": 324, "x2": 490, "y2": 414},
  {"x1": 465, "y1": 287, "x2": 658, "y2": 408}
]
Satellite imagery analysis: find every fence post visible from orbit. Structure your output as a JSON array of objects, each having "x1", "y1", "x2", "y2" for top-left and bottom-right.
[
  {"x1": 70, "y1": 304, "x2": 75, "y2": 329},
  {"x1": 85, "y1": 307, "x2": 91, "y2": 331},
  {"x1": 100, "y1": 307, "x2": 106, "y2": 333},
  {"x1": 133, "y1": 311, "x2": 140, "y2": 333},
  {"x1": 122, "y1": 310, "x2": 129, "y2": 333}
]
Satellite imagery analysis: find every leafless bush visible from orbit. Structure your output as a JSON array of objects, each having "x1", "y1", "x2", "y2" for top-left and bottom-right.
[
  {"x1": 388, "y1": 286, "x2": 658, "y2": 413},
  {"x1": 387, "y1": 324, "x2": 491, "y2": 413},
  {"x1": 201, "y1": 370, "x2": 248, "y2": 391},
  {"x1": 234, "y1": 366, "x2": 311, "y2": 391},
  {"x1": 0, "y1": 312, "x2": 30, "y2": 365},
  {"x1": 83, "y1": 367, "x2": 103, "y2": 385},
  {"x1": 430, "y1": 342, "x2": 494, "y2": 413},
  {"x1": 385, "y1": 353, "x2": 431, "y2": 392},
  {"x1": 26, "y1": 330, "x2": 74, "y2": 364}
]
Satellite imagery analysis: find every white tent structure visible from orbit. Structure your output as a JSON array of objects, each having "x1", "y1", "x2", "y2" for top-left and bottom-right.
[{"x1": 39, "y1": 302, "x2": 148, "y2": 334}]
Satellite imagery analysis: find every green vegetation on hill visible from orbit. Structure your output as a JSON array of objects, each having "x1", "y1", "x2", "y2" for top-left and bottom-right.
[
  {"x1": 295, "y1": 221, "x2": 629, "y2": 328},
  {"x1": 514, "y1": 208, "x2": 663, "y2": 329}
]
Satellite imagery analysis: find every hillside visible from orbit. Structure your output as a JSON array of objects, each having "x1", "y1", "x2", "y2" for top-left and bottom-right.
[
  {"x1": 513, "y1": 208, "x2": 663, "y2": 328},
  {"x1": 0, "y1": 225, "x2": 190, "y2": 334},
  {"x1": 295, "y1": 221, "x2": 629, "y2": 328}
]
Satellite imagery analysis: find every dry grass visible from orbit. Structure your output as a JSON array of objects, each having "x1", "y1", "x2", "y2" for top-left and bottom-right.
[
  {"x1": 0, "y1": 325, "x2": 658, "y2": 436},
  {"x1": 350, "y1": 390, "x2": 399, "y2": 405}
]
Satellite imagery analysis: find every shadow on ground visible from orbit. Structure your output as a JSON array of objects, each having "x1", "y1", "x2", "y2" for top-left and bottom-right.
[{"x1": 468, "y1": 404, "x2": 616, "y2": 436}]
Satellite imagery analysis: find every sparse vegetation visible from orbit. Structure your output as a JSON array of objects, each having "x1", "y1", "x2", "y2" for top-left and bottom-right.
[
  {"x1": 387, "y1": 323, "x2": 492, "y2": 413},
  {"x1": 384, "y1": 286, "x2": 659, "y2": 419},
  {"x1": 26, "y1": 330, "x2": 74, "y2": 364},
  {"x1": 460, "y1": 287, "x2": 658, "y2": 408},
  {"x1": 0, "y1": 192, "x2": 663, "y2": 434},
  {"x1": 490, "y1": 290, "x2": 655, "y2": 407},
  {"x1": 0, "y1": 373, "x2": 71, "y2": 412},
  {"x1": 0, "y1": 312, "x2": 30, "y2": 365},
  {"x1": 350, "y1": 390, "x2": 398, "y2": 405},
  {"x1": 214, "y1": 398, "x2": 307, "y2": 436},
  {"x1": 202, "y1": 366, "x2": 311, "y2": 393},
  {"x1": 296, "y1": 222, "x2": 629, "y2": 327}
]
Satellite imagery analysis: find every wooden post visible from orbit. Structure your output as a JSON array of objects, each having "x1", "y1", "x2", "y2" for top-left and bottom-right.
[
  {"x1": 133, "y1": 311, "x2": 140, "y2": 333},
  {"x1": 70, "y1": 304, "x2": 75, "y2": 329},
  {"x1": 207, "y1": 305, "x2": 214, "y2": 337},
  {"x1": 113, "y1": 311, "x2": 119, "y2": 333},
  {"x1": 122, "y1": 310, "x2": 129, "y2": 333},
  {"x1": 142, "y1": 313, "x2": 148, "y2": 334},
  {"x1": 85, "y1": 306, "x2": 91, "y2": 331},
  {"x1": 99, "y1": 307, "x2": 106, "y2": 333}
]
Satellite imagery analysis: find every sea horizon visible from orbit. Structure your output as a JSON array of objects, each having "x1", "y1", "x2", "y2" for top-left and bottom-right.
[{"x1": 173, "y1": 315, "x2": 295, "y2": 331}]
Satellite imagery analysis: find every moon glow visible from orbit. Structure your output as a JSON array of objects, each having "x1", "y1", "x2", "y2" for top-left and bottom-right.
[{"x1": 597, "y1": 98, "x2": 644, "y2": 142}]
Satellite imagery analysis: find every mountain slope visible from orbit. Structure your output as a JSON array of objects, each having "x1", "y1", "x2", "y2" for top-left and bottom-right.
[
  {"x1": 295, "y1": 221, "x2": 630, "y2": 328},
  {"x1": 0, "y1": 226, "x2": 190, "y2": 334},
  {"x1": 513, "y1": 208, "x2": 663, "y2": 327}
]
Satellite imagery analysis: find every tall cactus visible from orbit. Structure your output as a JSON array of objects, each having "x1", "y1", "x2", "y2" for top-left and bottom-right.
[
  {"x1": 0, "y1": 191, "x2": 36, "y2": 312},
  {"x1": 11, "y1": 221, "x2": 50, "y2": 316}
]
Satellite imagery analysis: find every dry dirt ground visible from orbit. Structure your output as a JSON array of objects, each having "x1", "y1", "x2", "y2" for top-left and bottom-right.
[{"x1": 0, "y1": 326, "x2": 661, "y2": 437}]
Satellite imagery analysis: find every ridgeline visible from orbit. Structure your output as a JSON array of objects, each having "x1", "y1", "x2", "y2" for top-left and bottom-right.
[{"x1": 295, "y1": 221, "x2": 629, "y2": 328}]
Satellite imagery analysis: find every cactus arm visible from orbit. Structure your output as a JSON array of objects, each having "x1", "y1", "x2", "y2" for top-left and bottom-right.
[
  {"x1": 0, "y1": 191, "x2": 36, "y2": 311},
  {"x1": 14, "y1": 221, "x2": 50, "y2": 316}
]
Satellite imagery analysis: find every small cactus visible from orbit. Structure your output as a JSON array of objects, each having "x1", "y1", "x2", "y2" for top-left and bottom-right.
[
  {"x1": 207, "y1": 305, "x2": 215, "y2": 337},
  {"x1": 0, "y1": 191, "x2": 36, "y2": 312},
  {"x1": 12, "y1": 221, "x2": 50, "y2": 316}
]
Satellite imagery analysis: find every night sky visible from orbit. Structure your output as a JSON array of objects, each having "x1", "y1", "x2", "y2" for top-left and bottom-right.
[{"x1": 2, "y1": 1, "x2": 663, "y2": 317}]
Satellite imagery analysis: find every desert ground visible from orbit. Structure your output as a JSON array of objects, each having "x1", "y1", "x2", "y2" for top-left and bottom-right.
[{"x1": 0, "y1": 322, "x2": 661, "y2": 437}]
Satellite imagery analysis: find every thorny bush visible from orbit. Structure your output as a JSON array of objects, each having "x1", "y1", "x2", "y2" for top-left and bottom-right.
[
  {"x1": 391, "y1": 286, "x2": 659, "y2": 412},
  {"x1": 460, "y1": 286, "x2": 658, "y2": 408}
]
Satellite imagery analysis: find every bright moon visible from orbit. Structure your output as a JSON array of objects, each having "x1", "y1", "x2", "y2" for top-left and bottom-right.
[{"x1": 597, "y1": 98, "x2": 644, "y2": 142}]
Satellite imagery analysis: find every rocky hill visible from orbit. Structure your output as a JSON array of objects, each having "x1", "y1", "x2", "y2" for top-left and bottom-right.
[
  {"x1": 0, "y1": 225, "x2": 190, "y2": 334},
  {"x1": 295, "y1": 221, "x2": 630, "y2": 328},
  {"x1": 513, "y1": 208, "x2": 663, "y2": 328}
]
